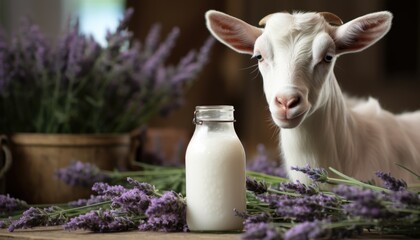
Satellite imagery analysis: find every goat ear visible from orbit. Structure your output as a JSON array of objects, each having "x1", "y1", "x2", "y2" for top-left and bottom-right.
[
  {"x1": 334, "y1": 11, "x2": 392, "y2": 55},
  {"x1": 206, "y1": 10, "x2": 262, "y2": 55}
]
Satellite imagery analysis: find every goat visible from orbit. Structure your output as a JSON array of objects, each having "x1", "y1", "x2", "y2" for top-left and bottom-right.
[{"x1": 205, "y1": 10, "x2": 420, "y2": 184}]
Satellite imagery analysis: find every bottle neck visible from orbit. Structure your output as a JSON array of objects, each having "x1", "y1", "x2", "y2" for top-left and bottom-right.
[
  {"x1": 193, "y1": 105, "x2": 236, "y2": 133},
  {"x1": 193, "y1": 105, "x2": 235, "y2": 124}
]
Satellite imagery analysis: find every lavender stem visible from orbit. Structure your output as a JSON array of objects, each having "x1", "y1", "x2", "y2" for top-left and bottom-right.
[{"x1": 328, "y1": 167, "x2": 389, "y2": 192}]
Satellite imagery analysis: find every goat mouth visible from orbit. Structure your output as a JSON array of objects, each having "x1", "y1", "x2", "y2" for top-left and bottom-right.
[
  {"x1": 273, "y1": 111, "x2": 307, "y2": 128},
  {"x1": 279, "y1": 110, "x2": 306, "y2": 121}
]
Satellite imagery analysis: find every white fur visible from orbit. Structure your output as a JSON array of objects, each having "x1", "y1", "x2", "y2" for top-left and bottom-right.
[{"x1": 206, "y1": 10, "x2": 420, "y2": 184}]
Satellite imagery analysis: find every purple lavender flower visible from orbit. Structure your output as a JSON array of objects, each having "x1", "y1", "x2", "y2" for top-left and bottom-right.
[
  {"x1": 141, "y1": 27, "x2": 180, "y2": 78},
  {"x1": 111, "y1": 188, "x2": 150, "y2": 215},
  {"x1": 67, "y1": 198, "x2": 89, "y2": 207},
  {"x1": 349, "y1": 203, "x2": 388, "y2": 218},
  {"x1": 64, "y1": 208, "x2": 136, "y2": 232},
  {"x1": 71, "y1": 37, "x2": 101, "y2": 79},
  {"x1": 291, "y1": 164, "x2": 328, "y2": 182},
  {"x1": 333, "y1": 185, "x2": 376, "y2": 201},
  {"x1": 258, "y1": 193, "x2": 339, "y2": 221},
  {"x1": 115, "y1": 8, "x2": 134, "y2": 32},
  {"x1": 277, "y1": 194, "x2": 339, "y2": 221},
  {"x1": 375, "y1": 171, "x2": 407, "y2": 191},
  {"x1": 257, "y1": 194, "x2": 288, "y2": 208},
  {"x1": 144, "y1": 24, "x2": 161, "y2": 52},
  {"x1": 56, "y1": 161, "x2": 111, "y2": 188},
  {"x1": 285, "y1": 220, "x2": 363, "y2": 240},
  {"x1": 8, "y1": 207, "x2": 66, "y2": 232},
  {"x1": 139, "y1": 191, "x2": 186, "y2": 232},
  {"x1": 284, "y1": 221, "x2": 326, "y2": 240},
  {"x1": 127, "y1": 177, "x2": 156, "y2": 195},
  {"x1": 15, "y1": 19, "x2": 49, "y2": 75},
  {"x1": 387, "y1": 189, "x2": 420, "y2": 208},
  {"x1": 91, "y1": 182, "x2": 127, "y2": 197},
  {"x1": 171, "y1": 36, "x2": 215, "y2": 84},
  {"x1": 333, "y1": 185, "x2": 392, "y2": 218},
  {"x1": 106, "y1": 8, "x2": 134, "y2": 50},
  {"x1": 57, "y1": 17, "x2": 101, "y2": 80},
  {"x1": 155, "y1": 36, "x2": 215, "y2": 117},
  {"x1": 278, "y1": 180, "x2": 317, "y2": 196},
  {"x1": 0, "y1": 194, "x2": 29, "y2": 214},
  {"x1": 0, "y1": 8, "x2": 213, "y2": 134},
  {"x1": 246, "y1": 177, "x2": 268, "y2": 194},
  {"x1": 68, "y1": 195, "x2": 110, "y2": 207},
  {"x1": 243, "y1": 212, "x2": 272, "y2": 231},
  {"x1": 247, "y1": 144, "x2": 287, "y2": 177},
  {"x1": 241, "y1": 222, "x2": 283, "y2": 240}
]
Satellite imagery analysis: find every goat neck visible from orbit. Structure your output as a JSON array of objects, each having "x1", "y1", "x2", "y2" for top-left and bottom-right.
[{"x1": 281, "y1": 73, "x2": 356, "y2": 184}]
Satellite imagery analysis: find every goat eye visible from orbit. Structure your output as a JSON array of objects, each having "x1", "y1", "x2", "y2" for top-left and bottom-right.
[
  {"x1": 253, "y1": 54, "x2": 264, "y2": 62},
  {"x1": 323, "y1": 54, "x2": 333, "y2": 63}
]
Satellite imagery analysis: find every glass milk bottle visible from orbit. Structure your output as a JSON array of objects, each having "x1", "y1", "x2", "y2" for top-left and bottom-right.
[{"x1": 185, "y1": 105, "x2": 246, "y2": 231}]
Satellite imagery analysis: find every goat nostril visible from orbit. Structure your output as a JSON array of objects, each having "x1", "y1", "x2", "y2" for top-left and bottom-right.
[
  {"x1": 276, "y1": 96, "x2": 301, "y2": 109},
  {"x1": 287, "y1": 97, "x2": 300, "y2": 109},
  {"x1": 276, "y1": 97, "x2": 286, "y2": 108}
]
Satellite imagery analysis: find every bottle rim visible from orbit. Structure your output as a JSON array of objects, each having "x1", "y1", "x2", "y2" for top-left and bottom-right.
[
  {"x1": 195, "y1": 105, "x2": 234, "y2": 111},
  {"x1": 193, "y1": 105, "x2": 235, "y2": 125}
]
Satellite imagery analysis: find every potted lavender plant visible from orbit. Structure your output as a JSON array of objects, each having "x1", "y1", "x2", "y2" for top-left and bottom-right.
[{"x1": 0, "y1": 8, "x2": 214, "y2": 203}]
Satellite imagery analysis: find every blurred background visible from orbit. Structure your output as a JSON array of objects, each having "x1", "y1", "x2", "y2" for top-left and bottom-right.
[{"x1": 1, "y1": 0, "x2": 419, "y2": 156}]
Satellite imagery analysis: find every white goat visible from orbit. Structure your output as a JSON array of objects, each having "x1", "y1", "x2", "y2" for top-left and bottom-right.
[{"x1": 206, "y1": 10, "x2": 420, "y2": 184}]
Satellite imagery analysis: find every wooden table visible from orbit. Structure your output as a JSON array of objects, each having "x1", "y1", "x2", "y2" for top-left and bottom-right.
[
  {"x1": 0, "y1": 226, "x2": 413, "y2": 240},
  {"x1": 0, "y1": 227, "x2": 240, "y2": 240}
]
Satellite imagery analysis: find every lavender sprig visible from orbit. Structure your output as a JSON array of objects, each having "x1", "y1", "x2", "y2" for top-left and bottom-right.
[
  {"x1": 258, "y1": 193, "x2": 340, "y2": 221},
  {"x1": 247, "y1": 144, "x2": 287, "y2": 178},
  {"x1": 68, "y1": 195, "x2": 110, "y2": 207},
  {"x1": 278, "y1": 181, "x2": 318, "y2": 196},
  {"x1": 333, "y1": 185, "x2": 393, "y2": 218},
  {"x1": 388, "y1": 189, "x2": 420, "y2": 208},
  {"x1": 8, "y1": 207, "x2": 66, "y2": 232},
  {"x1": 127, "y1": 177, "x2": 156, "y2": 196},
  {"x1": 246, "y1": 177, "x2": 268, "y2": 194},
  {"x1": 144, "y1": 24, "x2": 161, "y2": 52},
  {"x1": 91, "y1": 182, "x2": 127, "y2": 197},
  {"x1": 55, "y1": 161, "x2": 111, "y2": 188},
  {"x1": 111, "y1": 188, "x2": 151, "y2": 215},
  {"x1": 241, "y1": 222, "x2": 283, "y2": 240},
  {"x1": 64, "y1": 209, "x2": 137, "y2": 233},
  {"x1": 0, "y1": 194, "x2": 29, "y2": 214},
  {"x1": 375, "y1": 171, "x2": 407, "y2": 191},
  {"x1": 284, "y1": 220, "x2": 326, "y2": 240},
  {"x1": 291, "y1": 165, "x2": 390, "y2": 192},
  {"x1": 291, "y1": 164, "x2": 328, "y2": 183},
  {"x1": 141, "y1": 27, "x2": 180, "y2": 77},
  {"x1": 242, "y1": 213, "x2": 272, "y2": 231},
  {"x1": 139, "y1": 191, "x2": 187, "y2": 232}
]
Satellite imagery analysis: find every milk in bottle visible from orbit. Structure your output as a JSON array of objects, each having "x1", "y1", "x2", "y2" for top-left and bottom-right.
[{"x1": 185, "y1": 105, "x2": 246, "y2": 231}]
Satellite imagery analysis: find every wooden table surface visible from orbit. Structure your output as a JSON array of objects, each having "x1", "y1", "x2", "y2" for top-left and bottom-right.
[
  {"x1": 0, "y1": 226, "x2": 240, "y2": 240},
  {"x1": 0, "y1": 227, "x2": 413, "y2": 240}
]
